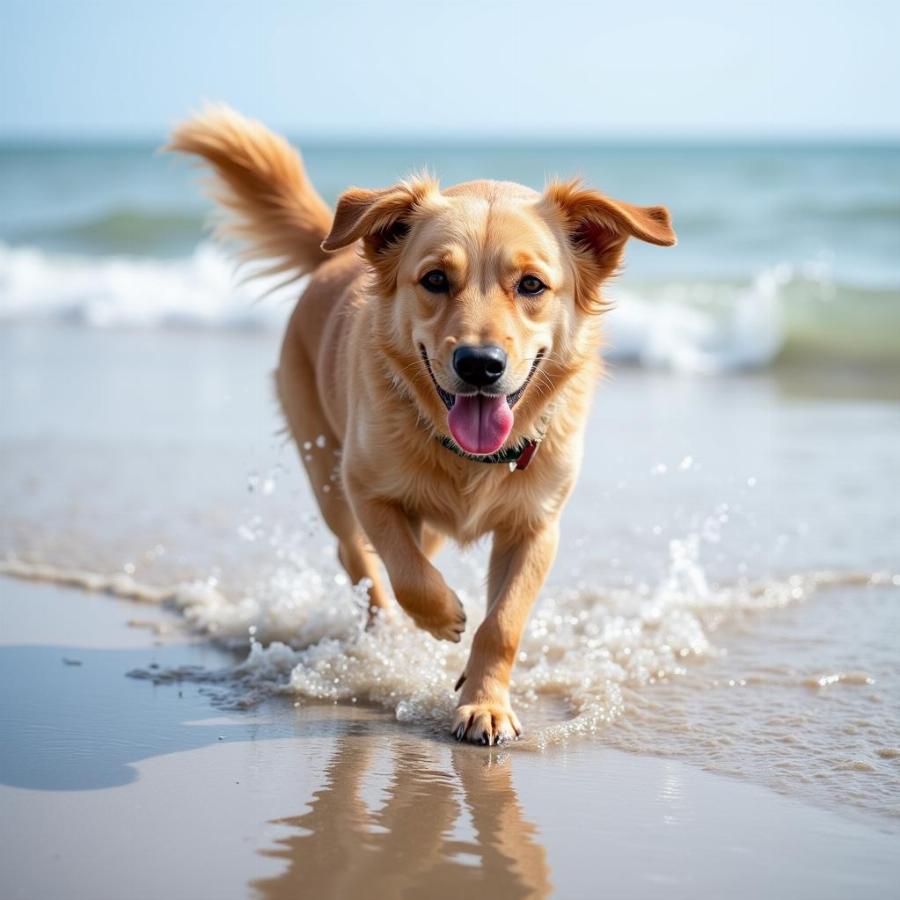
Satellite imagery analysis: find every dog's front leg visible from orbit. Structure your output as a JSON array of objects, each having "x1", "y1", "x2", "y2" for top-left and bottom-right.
[
  {"x1": 453, "y1": 523, "x2": 560, "y2": 744},
  {"x1": 345, "y1": 480, "x2": 466, "y2": 642}
]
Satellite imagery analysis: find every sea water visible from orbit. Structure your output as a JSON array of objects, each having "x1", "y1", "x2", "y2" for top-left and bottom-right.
[
  {"x1": 2, "y1": 140, "x2": 899, "y2": 370},
  {"x1": 1, "y1": 140, "x2": 899, "y2": 827}
]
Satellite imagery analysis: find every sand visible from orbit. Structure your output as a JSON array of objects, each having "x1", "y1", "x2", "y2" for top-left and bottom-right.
[{"x1": 2, "y1": 580, "x2": 899, "y2": 900}]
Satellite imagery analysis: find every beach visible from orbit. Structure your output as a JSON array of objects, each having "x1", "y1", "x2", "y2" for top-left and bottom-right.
[
  {"x1": 3, "y1": 575, "x2": 899, "y2": 900},
  {"x1": 2, "y1": 140, "x2": 900, "y2": 897}
]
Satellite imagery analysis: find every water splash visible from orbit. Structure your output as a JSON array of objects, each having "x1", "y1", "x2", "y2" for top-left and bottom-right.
[{"x1": 8, "y1": 535, "x2": 887, "y2": 740}]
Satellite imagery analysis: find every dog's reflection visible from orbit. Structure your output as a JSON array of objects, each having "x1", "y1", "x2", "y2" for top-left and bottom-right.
[{"x1": 252, "y1": 729, "x2": 551, "y2": 899}]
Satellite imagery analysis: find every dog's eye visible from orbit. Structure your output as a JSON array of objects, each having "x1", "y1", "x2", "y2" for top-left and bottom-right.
[
  {"x1": 517, "y1": 275, "x2": 547, "y2": 296},
  {"x1": 420, "y1": 269, "x2": 450, "y2": 293}
]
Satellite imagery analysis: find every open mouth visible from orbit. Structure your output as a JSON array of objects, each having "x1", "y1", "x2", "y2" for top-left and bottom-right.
[
  {"x1": 419, "y1": 347, "x2": 545, "y2": 455},
  {"x1": 420, "y1": 348, "x2": 456, "y2": 410},
  {"x1": 506, "y1": 352, "x2": 544, "y2": 408}
]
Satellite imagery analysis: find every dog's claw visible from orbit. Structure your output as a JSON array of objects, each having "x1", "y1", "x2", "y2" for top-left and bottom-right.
[{"x1": 450, "y1": 702, "x2": 522, "y2": 745}]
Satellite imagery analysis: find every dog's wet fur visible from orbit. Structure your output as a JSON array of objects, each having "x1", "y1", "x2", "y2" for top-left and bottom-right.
[{"x1": 169, "y1": 106, "x2": 675, "y2": 744}]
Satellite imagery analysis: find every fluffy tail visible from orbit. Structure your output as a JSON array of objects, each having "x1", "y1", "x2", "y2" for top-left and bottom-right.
[{"x1": 167, "y1": 104, "x2": 333, "y2": 281}]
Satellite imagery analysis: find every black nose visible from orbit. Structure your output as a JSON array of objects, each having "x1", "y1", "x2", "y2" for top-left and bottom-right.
[{"x1": 452, "y1": 345, "x2": 507, "y2": 388}]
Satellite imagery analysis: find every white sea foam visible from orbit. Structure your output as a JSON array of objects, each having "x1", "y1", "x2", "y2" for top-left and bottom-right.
[
  {"x1": 1, "y1": 241, "x2": 801, "y2": 372},
  {"x1": 605, "y1": 266, "x2": 790, "y2": 373},
  {"x1": 0, "y1": 241, "x2": 298, "y2": 331}
]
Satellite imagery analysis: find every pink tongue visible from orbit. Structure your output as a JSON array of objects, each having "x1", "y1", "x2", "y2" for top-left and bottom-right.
[{"x1": 448, "y1": 394, "x2": 514, "y2": 455}]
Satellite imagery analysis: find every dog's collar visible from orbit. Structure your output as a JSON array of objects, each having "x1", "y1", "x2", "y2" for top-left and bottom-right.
[{"x1": 437, "y1": 435, "x2": 541, "y2": 470}]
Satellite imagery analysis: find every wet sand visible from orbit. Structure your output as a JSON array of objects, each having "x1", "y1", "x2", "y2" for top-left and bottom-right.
[{"x1": 2, "y1": 580, "x2": 899, "y2": 900}]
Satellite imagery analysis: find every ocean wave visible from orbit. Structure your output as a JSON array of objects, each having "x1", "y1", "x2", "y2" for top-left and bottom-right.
[
  {"x1": 605, "y1": 268, "x2": 788, "y2": 373},
  {"x1": 0, "y1": 241, "x2": 295, "y2": 330},
  {"x1": 13, "y1": 208, "x2": 207, "y2": 256},
  {"x1": 1, "y1": 241, "x2": 898, "y2": 372},
  {"x1": 781, "y1": 199, "x2": 900, "y2": 222}
]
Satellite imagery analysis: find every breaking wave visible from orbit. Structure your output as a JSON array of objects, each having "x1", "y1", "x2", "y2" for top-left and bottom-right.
[
  {"x1": 0, "y1": 241, "x2": 293, "y2": 331},
  {"x1": 3, "y1": 241, "x2": 898, "y2": 373}
]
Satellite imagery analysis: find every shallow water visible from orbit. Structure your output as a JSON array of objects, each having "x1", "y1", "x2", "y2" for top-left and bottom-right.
[{"x1": 2, "y1": 324, "x2": 899, "y2": 832}]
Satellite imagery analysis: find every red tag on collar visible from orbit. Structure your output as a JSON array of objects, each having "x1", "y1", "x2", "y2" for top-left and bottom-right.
[{"x1": 514, "y1": 439, "x2": 540, "y2": 470}]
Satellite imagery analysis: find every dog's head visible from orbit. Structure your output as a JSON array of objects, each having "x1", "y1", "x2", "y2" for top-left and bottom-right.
[{"x1": 322, "y1": 177, "x2": 675, "y2": 456}]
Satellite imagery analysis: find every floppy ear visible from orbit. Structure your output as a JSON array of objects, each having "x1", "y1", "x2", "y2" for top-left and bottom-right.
[
  {"x1": 321, "y1": 177, "x2": 438, "y2": 256},
  {"x1": 544, "y1": 179, "x2": 676, "y2": 312}
]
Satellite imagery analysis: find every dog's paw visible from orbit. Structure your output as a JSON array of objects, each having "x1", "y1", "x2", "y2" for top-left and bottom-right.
[
  {"x1": 451, "y1": 702, "x2": 522, "y2": 745},
  {"x1": 410, "y1": 588, "x2": 466, "y2": 642},
  {"x1": 393, "y1": 566, "x2": 466, "y2": 642}
]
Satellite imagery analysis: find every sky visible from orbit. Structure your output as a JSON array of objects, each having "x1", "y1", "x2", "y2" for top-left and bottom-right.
[{"x1": 2, "y1": 0, "x2": 899, "y2": 140}]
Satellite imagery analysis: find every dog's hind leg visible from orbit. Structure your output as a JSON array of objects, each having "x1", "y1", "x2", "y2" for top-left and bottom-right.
[{"x1": 276, "y1": 337, "x2": 391, "y2": 618}]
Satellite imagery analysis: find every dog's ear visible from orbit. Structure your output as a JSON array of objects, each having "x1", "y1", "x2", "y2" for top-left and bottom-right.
[
  {"x1": 543, "y1": 179, "x2": 676, "y2": 312},
  {"x1": 321, "y1": 177, "x2": 438, "y2": 255}
]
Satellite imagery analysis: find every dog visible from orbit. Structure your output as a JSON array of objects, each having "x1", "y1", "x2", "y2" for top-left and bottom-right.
[{"x1": 169, "y1": 106, "x2": 676, "y2": 744}]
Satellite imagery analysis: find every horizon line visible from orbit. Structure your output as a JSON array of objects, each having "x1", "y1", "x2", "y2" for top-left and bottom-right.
[{"x1": 2, "y1": 129, "x2": 900, "y2": 148}]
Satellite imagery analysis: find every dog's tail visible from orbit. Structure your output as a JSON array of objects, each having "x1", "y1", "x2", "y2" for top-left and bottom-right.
[{"x1": 167, "y1": 104, "x2": 333, "y2": 282}]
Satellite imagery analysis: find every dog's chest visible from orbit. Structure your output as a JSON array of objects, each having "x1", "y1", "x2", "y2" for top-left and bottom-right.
[{"x1": 388, "y1": 459, "x2": 548, "y2": 541}]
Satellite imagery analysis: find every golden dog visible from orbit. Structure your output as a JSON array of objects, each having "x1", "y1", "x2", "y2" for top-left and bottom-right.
[{"x1": 169, "y1": 106, "x2": 675, "y2": 744}]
